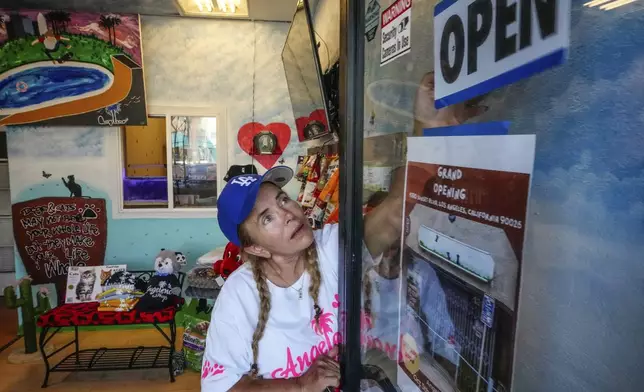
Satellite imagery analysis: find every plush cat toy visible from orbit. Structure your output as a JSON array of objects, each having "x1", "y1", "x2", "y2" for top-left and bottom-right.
[
  {"x1": 213, "y1": 242, "x2": 243, "y2": 280},
  {"x1": 135, "y1": 249, "x2": 183, "y2": 312}
]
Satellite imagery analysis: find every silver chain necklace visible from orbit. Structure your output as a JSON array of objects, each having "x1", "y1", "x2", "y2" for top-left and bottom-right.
[{"x1": 267, "y1": 261, "x2": 305, "y2": 300}]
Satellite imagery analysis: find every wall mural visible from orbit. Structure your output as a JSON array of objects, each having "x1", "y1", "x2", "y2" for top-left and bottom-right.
[
  {"x1": 237, "y1": 121, "x2": 291, "y2": 169},
  {"x1": 12, "y1": 196, "x2": 108, "y2": 302},
  {"x1": 6, "y1": 126, "x2": 227, "y2": 306},
  {"x1": 0, "y1": 9, "x2": 147, "y2": 127}
]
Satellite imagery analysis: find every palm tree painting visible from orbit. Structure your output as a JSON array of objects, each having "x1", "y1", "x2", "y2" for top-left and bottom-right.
[
  {"x1": 57, "y1": 11, "x2": 71, "y2": 33},
  {"x1": 111, "y1": 15, "x2": 122, "y2": 42},
  {"x1": 44, "y1": 11, "x2": 72, "y2": 34},
  {"x1": 44, "y1": 11, "x2": 60, "y2": 34},
  {"x1": 99, "y1": 14, "x2": 122, "y2": 46}
]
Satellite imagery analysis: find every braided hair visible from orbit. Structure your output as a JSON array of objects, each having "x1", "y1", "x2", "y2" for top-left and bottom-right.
[{"x1": 238, "y1": 227, "x2": 323, "y2": 379}]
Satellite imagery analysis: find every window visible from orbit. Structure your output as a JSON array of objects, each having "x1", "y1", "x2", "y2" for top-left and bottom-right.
[{"x1": 115, "y1": 106, "x2": 227, "y2": 218}]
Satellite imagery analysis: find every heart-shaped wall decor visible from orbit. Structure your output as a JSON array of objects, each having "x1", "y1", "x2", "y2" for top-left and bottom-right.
[
  {"x1": 295, "y1": 109, "x2": 328, "y2": 141},
  {"x1": 238, "y1": 122, "x2": 291, "y2": 169}
]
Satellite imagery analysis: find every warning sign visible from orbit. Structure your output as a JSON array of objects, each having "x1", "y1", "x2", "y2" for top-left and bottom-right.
[{"x1": 380, "y1": 0, "x2": 412, "y2": 66}]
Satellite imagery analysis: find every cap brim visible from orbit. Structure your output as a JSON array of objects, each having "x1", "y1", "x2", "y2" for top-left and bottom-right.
[{"x1": 261, "y1": 166, "x2": 293, "y2": 188}]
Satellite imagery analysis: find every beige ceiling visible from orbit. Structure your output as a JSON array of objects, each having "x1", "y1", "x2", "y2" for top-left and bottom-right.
[
  {"x1": 248, "y1": 0, "x2": 298, "y2": 21},
  {"x1": 0, "y1": 0, "x2": 298, "y2": 21}
]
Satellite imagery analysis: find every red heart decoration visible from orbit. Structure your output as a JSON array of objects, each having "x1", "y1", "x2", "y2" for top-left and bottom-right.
[
  {"x1": 238, "y1": 122, "x2": 291, "y2": 170},
  {"x1": 295, "y1": 109, "x2": 328, "y2": 141}
]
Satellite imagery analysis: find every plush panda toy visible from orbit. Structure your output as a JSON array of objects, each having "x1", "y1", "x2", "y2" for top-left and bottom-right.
[
  {"x1": 175, "y1": 251, "x2": 187, "y2": 269},
  {"x1": 135, "y1": 249, "x2": 183, "y2": 312}
]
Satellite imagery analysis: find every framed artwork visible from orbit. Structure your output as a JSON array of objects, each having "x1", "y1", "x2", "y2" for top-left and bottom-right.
[{"x1": 0, "y1": 9, "x2": 147, "y2": 126}]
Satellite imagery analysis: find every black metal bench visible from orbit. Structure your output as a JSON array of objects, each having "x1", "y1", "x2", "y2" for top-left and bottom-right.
[{"x1": 36, "y1": 271, "x2": 185, "y2": 388}]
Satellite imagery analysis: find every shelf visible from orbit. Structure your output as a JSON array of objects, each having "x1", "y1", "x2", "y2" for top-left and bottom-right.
[{"x1": 51, "y1": 346, "x2": 171, "y2": 372}]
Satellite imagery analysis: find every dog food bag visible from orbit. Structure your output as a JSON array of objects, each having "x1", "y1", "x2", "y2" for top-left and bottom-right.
[{"x1": 182, "y1": 314, "x2": 211, "y2": 371}]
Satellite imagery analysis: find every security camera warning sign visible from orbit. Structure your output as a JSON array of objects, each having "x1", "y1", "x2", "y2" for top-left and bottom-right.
[{"x1": 381, "y1": 0, "x2": 412, "y2": 66}]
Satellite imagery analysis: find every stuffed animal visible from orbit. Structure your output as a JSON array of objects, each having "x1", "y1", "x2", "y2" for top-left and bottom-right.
[
  {"x1": 213, "y1": 242, "x2": 243, "y2": 280},
  {"x1": 155, "y1": 249, "x2": 183, "y2": 276},
  {"x1": 135, "y1": 249, "x2": 183, "y2": 312},
  {"x1": 175, "y1": 251, "x2": 187, "y2": 268}
]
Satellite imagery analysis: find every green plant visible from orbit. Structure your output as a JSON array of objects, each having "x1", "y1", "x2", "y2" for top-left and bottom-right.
[{"x1": 4, "y1": 277, "x2": 51, "y2": 354}]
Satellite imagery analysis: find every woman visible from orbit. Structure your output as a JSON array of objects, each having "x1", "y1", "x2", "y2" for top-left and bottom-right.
[{"x1": 201, "y1": 166, "x2": 403, "y2": 391}]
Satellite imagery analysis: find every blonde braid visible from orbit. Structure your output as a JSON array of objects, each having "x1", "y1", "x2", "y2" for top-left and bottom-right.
[
  {"x1": 305, "y1": 244, "x2": 322, "y2": 326},
  {"x1": 249, "y1": 257, "x2": 271, "y2": 378}
]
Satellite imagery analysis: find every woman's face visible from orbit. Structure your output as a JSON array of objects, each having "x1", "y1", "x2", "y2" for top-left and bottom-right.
[{"x1": 241, "y1": 183, "x2": 314, "y2": 258}]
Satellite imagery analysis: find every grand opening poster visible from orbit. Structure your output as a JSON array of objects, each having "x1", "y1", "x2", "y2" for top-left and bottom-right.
[{"x1": 397, "y1": 134, "x2": 535, "y2": 392}]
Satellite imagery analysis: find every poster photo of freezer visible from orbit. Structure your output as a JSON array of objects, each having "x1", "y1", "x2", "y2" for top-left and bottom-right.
[{"x1": 397, "y1": 133, "x2": 535, "y2": 392}]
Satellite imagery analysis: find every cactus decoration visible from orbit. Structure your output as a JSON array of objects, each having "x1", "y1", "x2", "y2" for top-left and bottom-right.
[{"x1": 3, "y1": 276, "x2": 51, "y2": 354}]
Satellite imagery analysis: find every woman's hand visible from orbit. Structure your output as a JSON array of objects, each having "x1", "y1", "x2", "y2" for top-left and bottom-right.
[
  {"x1": 413, "y1": 71, "x2": 487, "y2": 135},
  {"x1": 296, "y1": 346, "x2": 340, "y2": 391}
]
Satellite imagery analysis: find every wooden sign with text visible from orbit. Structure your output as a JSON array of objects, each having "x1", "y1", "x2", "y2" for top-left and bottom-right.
[{"x1": 12, "y1": 197, "x2": 108, "y2": 286}]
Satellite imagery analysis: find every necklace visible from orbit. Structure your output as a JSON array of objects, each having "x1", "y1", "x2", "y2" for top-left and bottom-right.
[{"x1": 266, "y1": 261, "x2": 305, "y2": 300}]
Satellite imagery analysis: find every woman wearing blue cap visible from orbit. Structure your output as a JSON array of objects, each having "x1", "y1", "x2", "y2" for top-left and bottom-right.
[
  {"x1": 200, "y1": 71, "x2": 485, "y2": 392},
  {"x1": 200, "y1": 164, "x2": 404, "y2": 392}
]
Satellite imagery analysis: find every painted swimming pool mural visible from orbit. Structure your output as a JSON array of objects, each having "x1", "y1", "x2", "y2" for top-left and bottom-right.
[{"x1": 0, "y1": 9, "x2": 147, "y2": 127}]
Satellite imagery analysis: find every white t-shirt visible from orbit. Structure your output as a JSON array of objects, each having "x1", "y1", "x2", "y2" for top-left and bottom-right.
[{"x1": 201, "y1": 224, "x2": 341, "y2": 391}]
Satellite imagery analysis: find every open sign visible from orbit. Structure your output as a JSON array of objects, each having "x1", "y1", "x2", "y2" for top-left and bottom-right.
[{"x1": 433, "y1": 0, "x2": 570, "y2": 108}]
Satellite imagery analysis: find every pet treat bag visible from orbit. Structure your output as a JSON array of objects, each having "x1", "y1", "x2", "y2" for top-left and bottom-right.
[{"x1": 182, "y1": 314, "x2": 211, "y2": 371}]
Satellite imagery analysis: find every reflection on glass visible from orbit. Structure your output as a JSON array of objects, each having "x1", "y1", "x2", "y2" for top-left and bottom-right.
[{"x1": 170, "y1": 116, "x2": 217, "y2": 208}]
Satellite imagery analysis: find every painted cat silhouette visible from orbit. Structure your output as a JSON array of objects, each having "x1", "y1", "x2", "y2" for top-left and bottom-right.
[{"x1": 62, "y1": 175, "x2": 83, "y2": 197}]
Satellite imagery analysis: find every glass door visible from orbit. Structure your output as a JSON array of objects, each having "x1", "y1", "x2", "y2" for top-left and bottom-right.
[{"x1": 338, "y1": 0, "x2": 644, "y2": 391}]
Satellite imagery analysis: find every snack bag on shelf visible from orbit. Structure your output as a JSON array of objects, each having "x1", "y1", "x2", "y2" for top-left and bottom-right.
[
  {"x1": 297, "y1": 179, "x2": 307, "y2": 203},
  {"x1": 294, "y1": 156, "x2": 305, "y2": 178},
  {"x1": 323, "y1": 186, "x2": 340, "y2": 224},
  {"x1": 301, "y1": 155, "x2": 323, "y2": 208},
  {"x1": 182, "y1": 314, "x2": 211, "y2": 372},
  {"x1": 319, "y1": 169, "x2": 339, "y2": 203},
  {"x1": 296, "y1": 154, "x2": 317, "y2": 182},
  {"x1": 317, "y1": 155, "x2": 339, "y2": 192},
  {"x1": 308, "y1": 164, "x2": 339, "y2": 228}
]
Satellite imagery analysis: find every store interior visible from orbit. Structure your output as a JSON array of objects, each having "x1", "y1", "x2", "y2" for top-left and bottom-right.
[{"x1": 0, "y1": 0, "x2": 643, "y2": 391}]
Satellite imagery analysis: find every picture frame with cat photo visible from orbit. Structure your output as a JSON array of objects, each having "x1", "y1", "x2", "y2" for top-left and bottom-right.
[{"x1": 65, "y1": 265, "x2": 127, "y2": 304}]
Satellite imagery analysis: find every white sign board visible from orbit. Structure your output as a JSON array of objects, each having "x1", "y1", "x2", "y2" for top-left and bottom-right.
[
  {"x1": 380, "y1": 0, "x2": 412, "y2": 66},
  {"x1": 433, "y1": 0, "x2": 571, "y2": 108}
]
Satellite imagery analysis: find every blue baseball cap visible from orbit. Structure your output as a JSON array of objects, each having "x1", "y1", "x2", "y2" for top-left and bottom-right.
[{"x1": 217, "y1": 166, "x2": 294, "y2": 246}]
